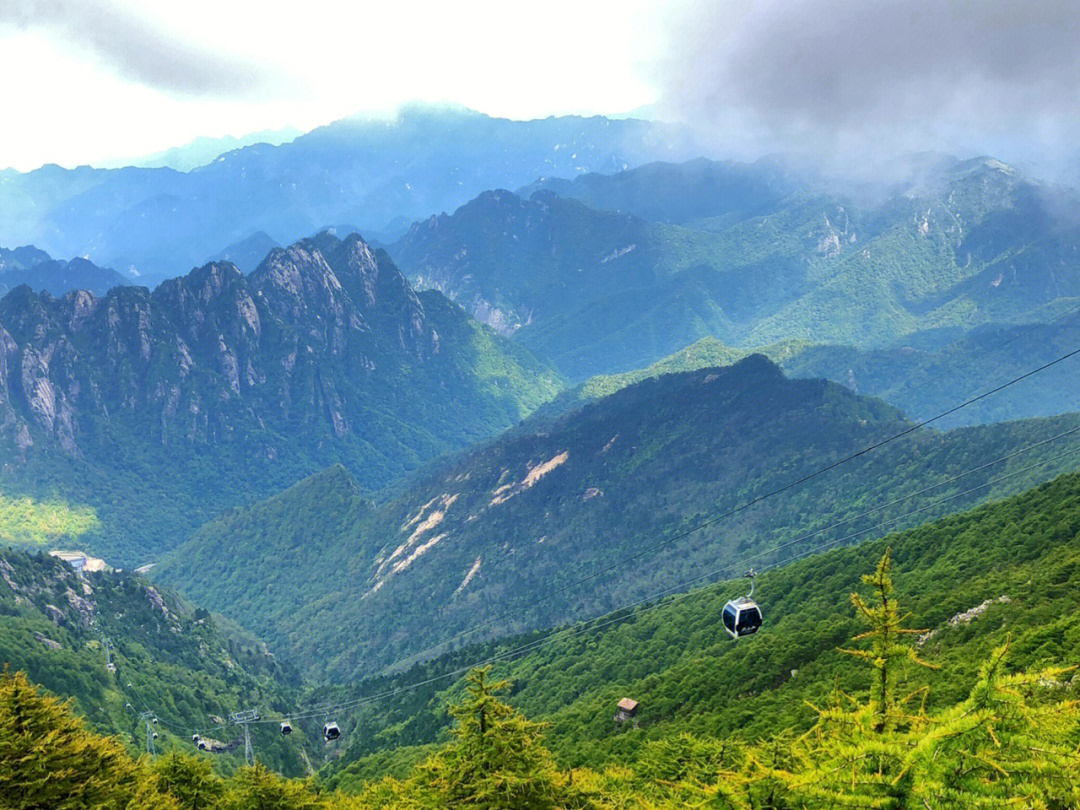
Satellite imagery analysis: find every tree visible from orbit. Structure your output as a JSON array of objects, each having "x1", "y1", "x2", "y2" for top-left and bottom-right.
[
  {"x1": 151, "y1": 751, "x2": 225, "y2": 810},
  {"x1": 415, "y1": 666, "x2": 578, "y2": 809},
  {"x1": 909, "y1": 641, "x2": 1080, "y2": 808},
  {"x1": 772, "y1": 550, "x2": 1080, "y2": 808},
  {"x1": 0, "y1": 669, "x2": 169, "y2": 809},
  {"x1": 219, "y1": 761, "x2": 322, "y2": 810}
]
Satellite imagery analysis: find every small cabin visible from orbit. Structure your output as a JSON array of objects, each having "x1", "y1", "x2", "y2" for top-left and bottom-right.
[{"x1": 614, "y1": 697, "x2": 639, "y2": 726}]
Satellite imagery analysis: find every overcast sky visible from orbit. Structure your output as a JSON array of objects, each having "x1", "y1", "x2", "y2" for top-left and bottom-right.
[{"x1": 2, "y1": 0, "x2": 1078, "y2": 177}]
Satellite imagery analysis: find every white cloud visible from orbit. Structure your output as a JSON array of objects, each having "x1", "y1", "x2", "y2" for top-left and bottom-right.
[{"x1": 0, "y1": 0, "x2": 667, "y2": 170}]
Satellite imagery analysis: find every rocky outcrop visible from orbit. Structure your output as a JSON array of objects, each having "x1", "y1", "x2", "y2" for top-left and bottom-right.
[
  {"x1": 33, "y1": 631, "x2": 62, "y2": 650},
  {"x1": 0, "y1": 233, "x2": 447, "y2": 458}
]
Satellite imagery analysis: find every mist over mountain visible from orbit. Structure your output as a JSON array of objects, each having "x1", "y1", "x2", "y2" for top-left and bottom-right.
[
  {"x1": 393, "y1": 156, "x2": 1080, "y2": 380},
  {"x1": 0, "y1": 106, "x2": 697, "y2": 284},
  {"x1": 100, "y1": 128, "x2": 303, "y2": 171},
  {"x1": 0, "y1": 246, "x2": 129, "y2": 297}
]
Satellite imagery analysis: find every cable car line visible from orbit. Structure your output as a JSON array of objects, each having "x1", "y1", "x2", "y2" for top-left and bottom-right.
[
  {"x1": 260, "y1": 421, "x2": 1080, "y2": 724},
  {"x1": 235, "y1": 443, "x2": 1080, "y2": 728},
  {"x1": 121, "y1": 346, "x2": 1080, "y2": 750},
  {"x1": 379, "y1": 346, "x2": 1080, "y2": 668},
  {"x1": 134, "y1": 438, "x2": 1080, "y2": 745},
  {"x1": 889, "y1": 301, "x2": 1080, "y2": 400},
  {"x1": 203, "y1": 367, "x2": 1080, "y2": 730}
]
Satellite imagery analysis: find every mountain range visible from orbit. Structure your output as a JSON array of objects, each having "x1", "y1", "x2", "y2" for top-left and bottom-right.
[
  {"x1": 154, "y1": 356, "x2": 1080, "y2": 679},
  {"x1": 543, "y1": 307, "x2": 1080, "y2": 428},
  {"x1": 0, "y1": 106, "x2": 696, "y2": 283},
  {"x1": 392, "y1": 156, "x2": 1080, "y2": 379},
  {"x1": 0, "y1": 246, "x2": 128, "y2": 297},
  {"x1": 0, "y1": 232, "x2": 560, "y2": 562}
]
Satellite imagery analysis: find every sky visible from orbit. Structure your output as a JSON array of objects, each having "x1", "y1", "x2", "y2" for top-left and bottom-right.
[{"x1": 2, "y1": 0, "x2": 1079, "y2": 178}]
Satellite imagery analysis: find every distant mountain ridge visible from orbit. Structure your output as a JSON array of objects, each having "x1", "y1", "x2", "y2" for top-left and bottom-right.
[
  {"x1": 205, "y1": 230, "x2": 281, "y2": 272},
  {"x1": 0, "y1": 106, "x2": 697, "y2": 282},
  {"x1": 0, "y1": 246, "x2": 129, "y2": 297},
  {"x1": 539, "y1": 306, "x2": 1080, "y2": 428},
  {"x1": 100, "y1": 127, "x2": 303, "y2": 171},
  {"x1": 392, "y1": 156, "x2": 1080, "y2": 379},
  {"x1": 0, "y1": 232, "x2": 561, "y2": 562}
]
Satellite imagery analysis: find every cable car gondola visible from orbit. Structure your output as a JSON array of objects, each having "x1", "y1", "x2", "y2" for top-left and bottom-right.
[
  {"x1": 322, "y1": 721, "x2": 341, "y2": 742},
  {"x1": 197, "y1": 739, "x2": 208, "y2": 751},
  {"x1": 280, "y1": 720, "x2": 293, "y2": 736},
  {"x1": 722, "y1": 570, "x2": 762, "y2": 639},
  {"x1": 192, "y1": 733, "x2": 200, "y2": 744}
]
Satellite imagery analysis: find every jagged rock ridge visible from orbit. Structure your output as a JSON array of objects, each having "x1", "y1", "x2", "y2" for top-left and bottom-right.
[{"x1": 0, "y1": 232, "x2": 561, "y2": 561}]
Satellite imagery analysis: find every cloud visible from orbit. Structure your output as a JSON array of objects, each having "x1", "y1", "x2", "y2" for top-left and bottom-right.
[
  {"x1": 1, "y1": 0, "x2": 288, "y2": 98},
  {"x1": 655, "y1": 0, "x2": 1080, "y2": 173}
]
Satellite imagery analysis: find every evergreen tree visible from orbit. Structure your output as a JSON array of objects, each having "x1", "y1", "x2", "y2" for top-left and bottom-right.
[
  {"x1": 773, "y1": 550, "x2": 1080, "y2": 808},
  {"x1": 415, "y1": 666, "x2": 578, "y2": 808},
  {"x1": 151, "y1": 751, "x2": 226, "y2": 810},
  {"x1": 839, "y1": 547, "x2": 937, "y2": 734},
  {"x1": 219, "y1": 761, "x2": 322, "y2": 810},
  {"x1": 0, "y1": 669, "x2": 169, "y2": 809},
  {"x1": 909, "y1": 641, "x2": 1080, "y2": 808}
]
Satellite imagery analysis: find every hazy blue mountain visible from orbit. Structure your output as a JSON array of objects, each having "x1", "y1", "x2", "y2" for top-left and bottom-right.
[
  {"x1": 520, "y1": 155, "x2": 798, "y2": 225},
  {"x1": 0, "y1": 232, "x2": 561, "y2": 563},
  {"x1": 156, "y1": 356, "x2": 1080, "y2": 678},
  {"x1": 1, "y1": 245, "x2": 129, "y2": 297},
  {"x1": 205, "y1": 230, "x2": 281, "y2": 272},
  {"x1": 0, "y1": 245, "x2": 53, "y2": 271},
  {"x1": 540, "y1": 305, "x2": 1080, "y2": 428},
  {"x1": 392, "y1": 157, "x2": 1080, "y2": 379},
  {"x1": 0, "y1": 106, "x2": 697, "y2": 283},
  {"x1": 100, "y1": 127, "x2": 303, "y2": 171},
  {"x1": 0, "y1": 256, "x2": 130, "y2": 298}
]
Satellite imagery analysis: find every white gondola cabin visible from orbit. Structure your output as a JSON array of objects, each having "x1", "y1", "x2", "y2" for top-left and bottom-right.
[
  {"x1": 280, "y1": 720, "x2": 293, "y2": 736},
  {"x1": 323, "y1": 721, "x2": 341, "y2": 742}
]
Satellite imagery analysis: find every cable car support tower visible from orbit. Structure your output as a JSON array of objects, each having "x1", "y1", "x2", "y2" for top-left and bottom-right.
[
  {"x1": 137, "y1": 710, "x2": 157, "y2": 755},
  {"x1": 230, "y1": 709, "x2": 260, "y2": 765}
]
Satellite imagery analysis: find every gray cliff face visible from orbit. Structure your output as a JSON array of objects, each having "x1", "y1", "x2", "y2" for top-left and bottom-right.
[{"x1": 0, "y1": 233, "x2": 451, "y2": 460}]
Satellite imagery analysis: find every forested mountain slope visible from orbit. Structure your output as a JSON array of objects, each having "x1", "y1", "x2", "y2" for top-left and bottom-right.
[
  {"x1": 0, "y1": 232, "x2": 560, "y2": 562},
  {"x1": 315, "y1": 470, "x2": 1080, "y2": 785},
  {"x1": 156, "y1": 357, "x2": 1080, "y2": 679},
  {"x1": 8, "y1": 474, "x2": 1080, "y2": 806},
  {"x1": 543, "y1": 307, "x2": 1080, "y2": 427},
  {"x1": 0, "y1": 548, "x2": 313, "y2": 775},
  {"x1": 393, "y1": 157, "x2": 1080, "y2": 379}
]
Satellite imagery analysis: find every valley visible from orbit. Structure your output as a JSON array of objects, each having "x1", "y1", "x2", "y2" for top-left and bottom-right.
[
  {"x1": 3, "y1": 30, "x2": 1080, "y2": 802},
  {"x1": 155, "y1": 355, "x2": 1080, "y2": 679}
]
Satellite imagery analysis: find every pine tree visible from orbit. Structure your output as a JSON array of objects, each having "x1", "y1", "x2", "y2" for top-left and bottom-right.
[
  {"x1": 219, "y1": 761, "x2": 322, "y2": 810},
  {"x1": 908, "y1": 640, "x2": 1080, "y2": 808},
  {"x1": 415, "y1": 666, "x2": 578, "y2": 809},
  {"x1": 151, "y1": 750, "x2": 226, "y2": 810},
  {"x1": 769, "y1": 550, "x2": 1080, "y2": 808},
  {"x1": 839, "y1": 547, "x2": 936, "y2": 734},
  {"x1": 0, "y1": 669, "x2": 169, "y2": 809}
]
